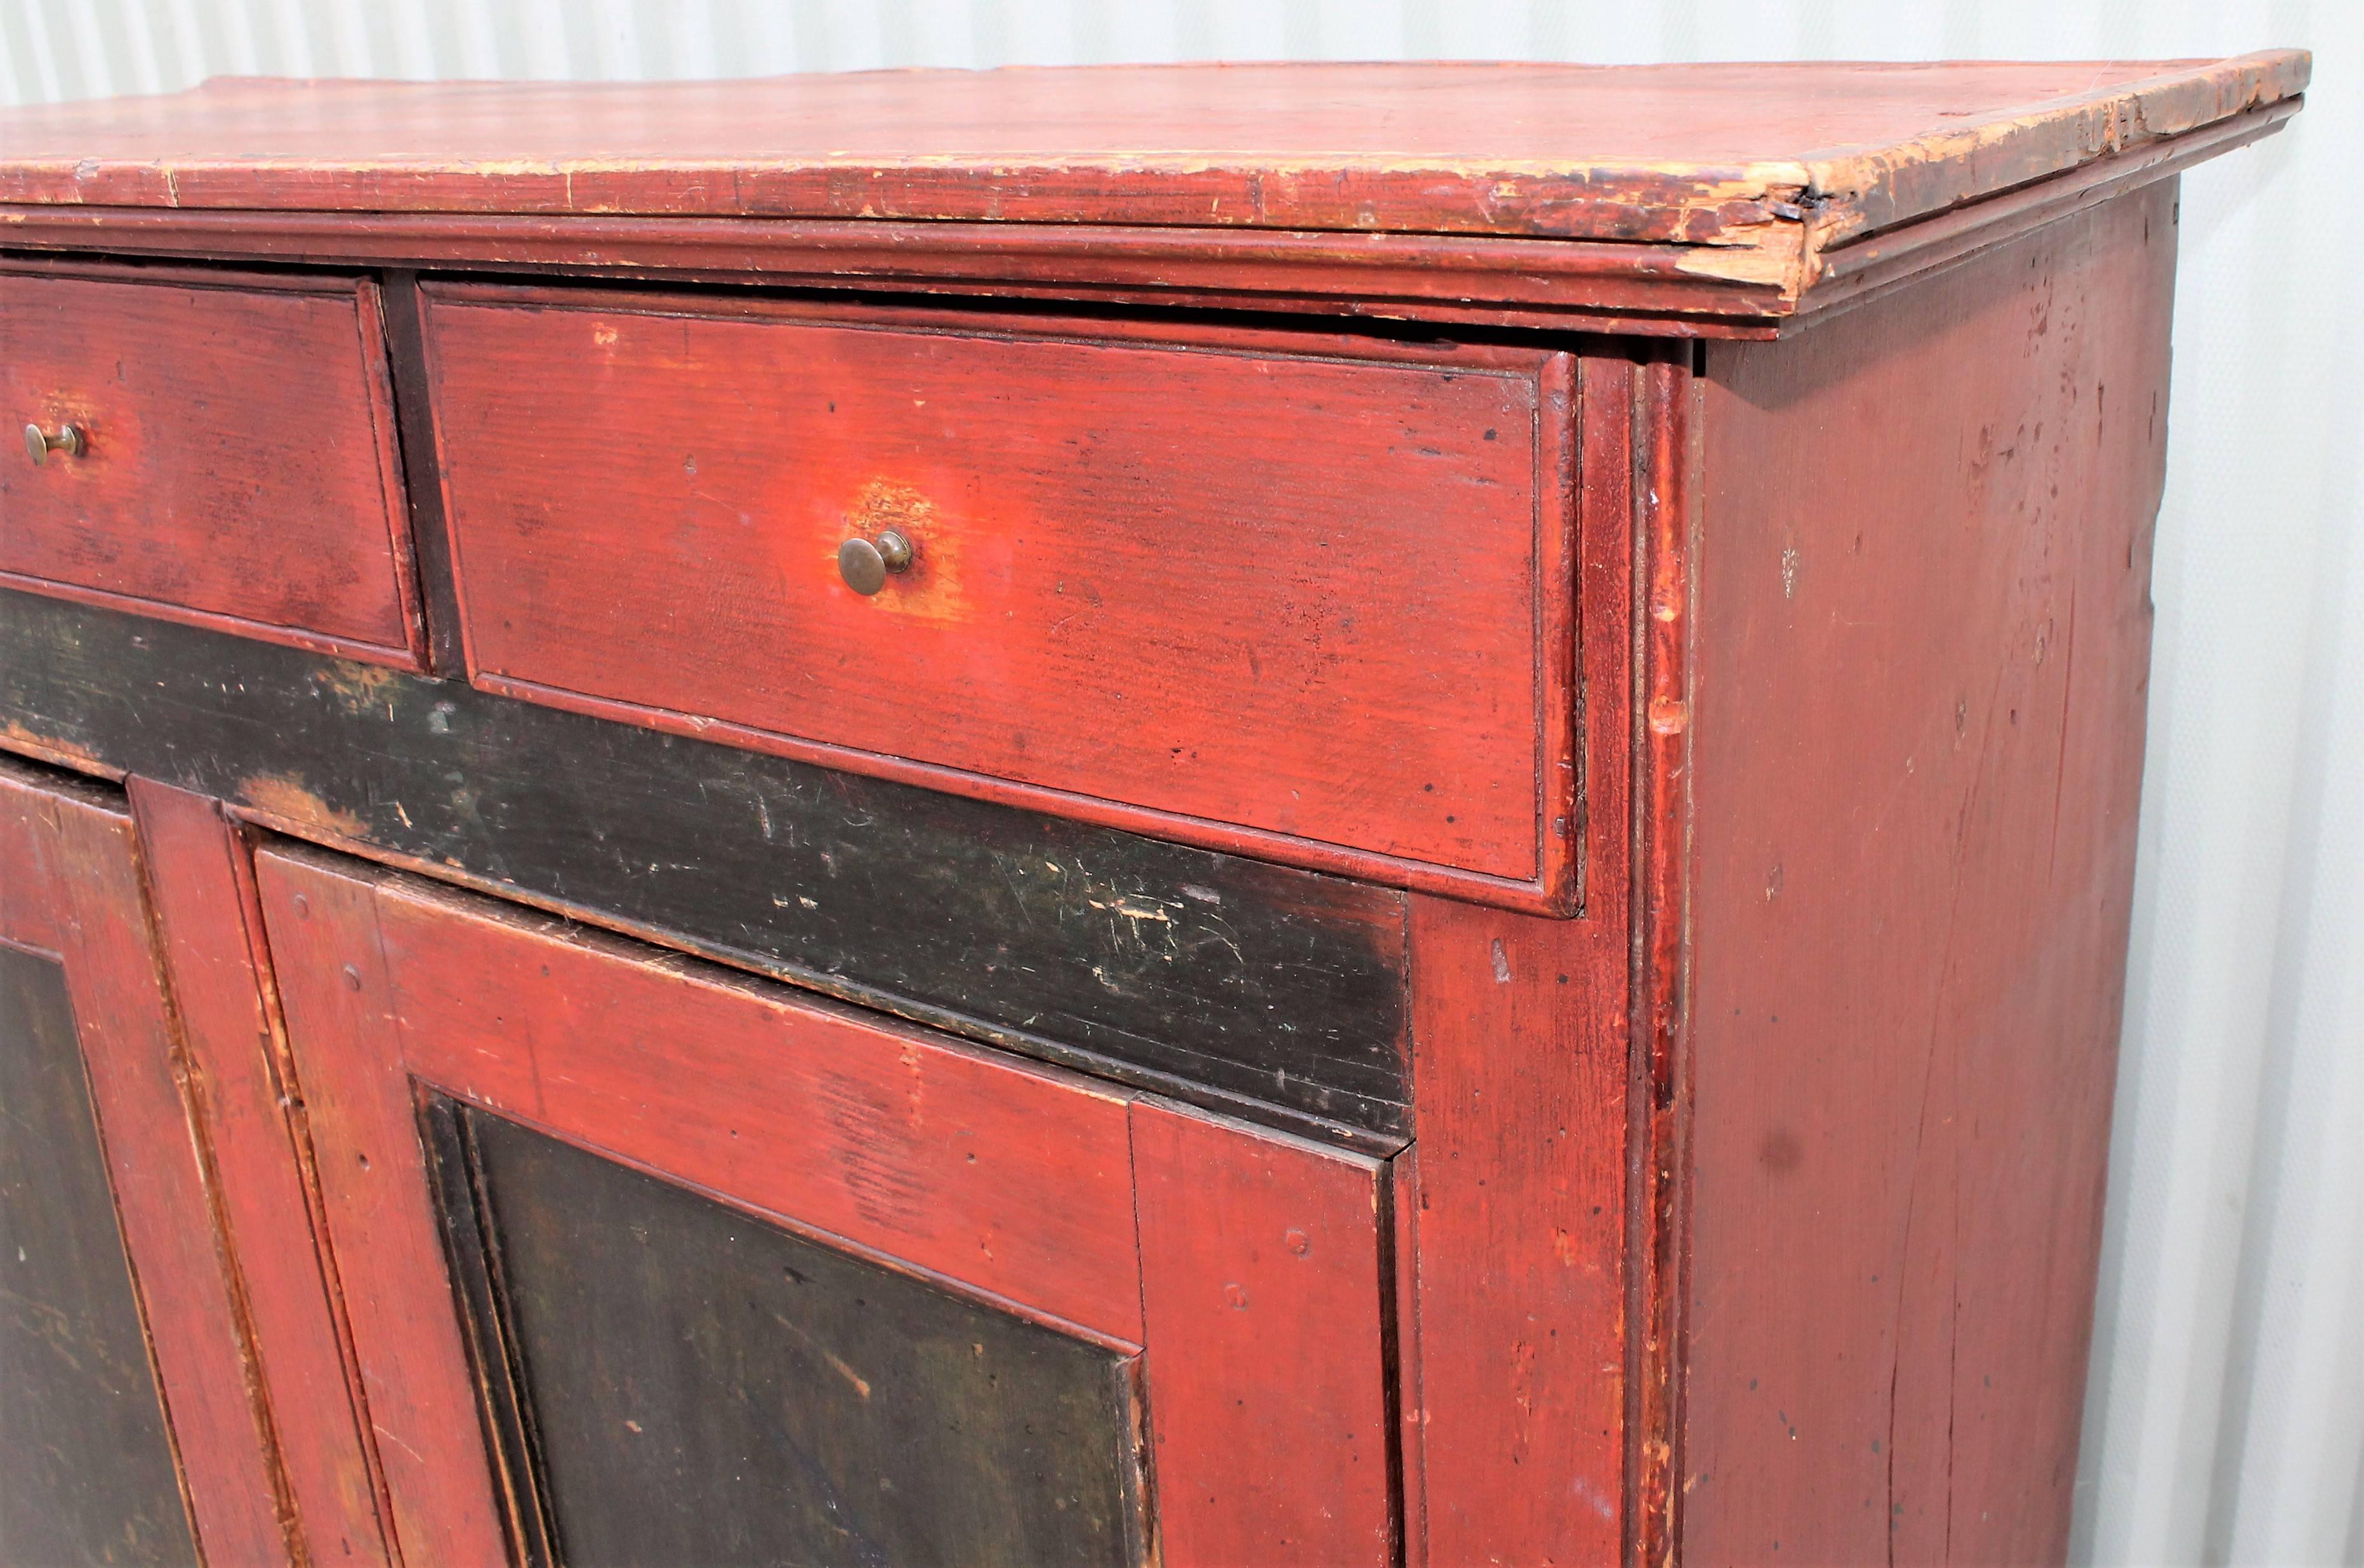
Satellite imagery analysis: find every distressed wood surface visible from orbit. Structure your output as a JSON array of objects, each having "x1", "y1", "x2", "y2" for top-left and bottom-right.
[
  {"x1": 1630, "y1": 343, "x2": 1703, "y2": 1568},
  {"x1": 1132, "y1": 1098, "x2": 1394, "y2": 1566},
  {"x1": 378, "y1": 270, "x2": 469, "y2": 676},
  {"x1": 414, "y1": 1100, "x2": 558, "y2": 1565},
  {"x1": 256, "y1": 843, "x2": 511, "y2": 1564},
  {"x1": 1404, "y1": 897, "x2": 1632, "y2": 1565},
  {"x1": 0, "y1": 943, "x2": 198, "y2": 1567},
  {"x1": 128, "y1": 780, "x2": 392, "y2": 1567},
  {"x1": 258, "y1": 844, "x2": 1398, "y2": 1565},
  {"x1": 0, "y1": 60, "x2": 2267, "y2": 1562},
  {"x1": 2, "y1": 204, "x2": 1811, "y2": 338},
  {"x1": 0, "y1": 263, "x2": 422, "y2": 667},
  {"x1": 0, "y1": 590, "x2": 1412, "y2": 1138},
  {"x1": 0, "y1": 97, "x2": 2285, "y2": 347},
  {"x1": 0, "y1": 57, "x2": 2306, "y2": 316},
  {"x1": 1674, "y1": 183, "x2": 2176, "y2": 1564},
  {"x1": 444, "y1": 1104, "x2": 1147, "y2": 1567},
  {"x1": 0, "y1": 757, "x2": 291, "y2": 1563},
  {"x1": 1384, "y1": 346, "x2": 1642, "y2": 1567},
  {"x1": 423, "y1": 284, "x2": 1576, "y2": 907},
  {"x1": 264, "y1": 844, "x2": 1148, "y2": 1344}
]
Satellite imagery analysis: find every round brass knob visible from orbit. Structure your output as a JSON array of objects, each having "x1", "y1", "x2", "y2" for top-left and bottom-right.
[
  {"x1": 24, "y1": 423, "x2": 84, "y2": 465},
  {"x1": 838, "y1": 530, "x2": 913, "y2": 596}
]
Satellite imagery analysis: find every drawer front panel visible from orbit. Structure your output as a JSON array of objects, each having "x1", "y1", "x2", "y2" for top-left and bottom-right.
[
  {"x1": 425, "y1": 288, "x2": 1575, "y2": 906},
  {"x1": 0, "y1": 268, "x2": 419, "y2": 666}
]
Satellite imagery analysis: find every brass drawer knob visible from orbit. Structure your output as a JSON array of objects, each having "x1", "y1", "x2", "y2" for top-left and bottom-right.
[
  {"x1": 838, "y1": 530, "x2": 914, "y2": 596},
  {"x1": 23, "y1": 423, "x2": 85, "y2": 465}
]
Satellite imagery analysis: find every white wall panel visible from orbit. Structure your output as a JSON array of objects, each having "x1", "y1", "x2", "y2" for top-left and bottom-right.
[{"x1": 3, "y1": 3, "x2": 2354, "y2": 1560}]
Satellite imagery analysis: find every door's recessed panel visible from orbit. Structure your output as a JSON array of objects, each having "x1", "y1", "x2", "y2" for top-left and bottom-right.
[
  {"x1": 432, "y1": 1102, "x2": 1145, "y2": 1567},
  {"x1": 0, "y1": 945, "x2": 198, "y2": 1567}
]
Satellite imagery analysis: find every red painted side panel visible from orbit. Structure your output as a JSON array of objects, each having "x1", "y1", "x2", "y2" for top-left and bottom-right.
[
  {"x1": 1678, "y1": 183, "x2": 2174, "y2": 1565},
  {"x1": 423, "y1": 286, "x2": 1576, "y2": 906},
  {"x1": 0, "y1": 266, "x2": 420, "y2": 666},
  {"x1": 1132, "y1": 1097, "x2": 1394, "y2": 1567}
]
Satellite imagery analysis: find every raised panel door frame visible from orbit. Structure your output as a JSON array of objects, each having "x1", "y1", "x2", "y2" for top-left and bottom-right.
[
  {"x1": 0, "y1": 754, "x2": 291, "y2": 1561},
  {"x1": 127, "y1": 777, "x2": 395, "y2": 1565},
  {"x1": 256, "y1": 843, "x2": 1397, "y2": 1566}
]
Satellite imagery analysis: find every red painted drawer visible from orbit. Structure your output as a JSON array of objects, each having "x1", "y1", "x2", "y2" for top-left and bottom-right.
[
  {"x1": 0, "y1": 265, "x2": 421, "y2": 667},
  {"x1": 423, "y1": 286, "x2": 1578, "y2": 909}
]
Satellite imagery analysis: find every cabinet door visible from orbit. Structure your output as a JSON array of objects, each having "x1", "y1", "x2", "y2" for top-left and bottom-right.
[
  {"x1": 257, "y1": 845, "x2": 1397, "y2": 1567},
  {"x1": 0, "y1": 758, "x2": 287, "y2": 1562}
]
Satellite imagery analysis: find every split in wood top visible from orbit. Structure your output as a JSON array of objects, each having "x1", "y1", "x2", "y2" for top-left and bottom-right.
[{"x1": 0, "y1": 55, "x2": 2308, "y2": 331}]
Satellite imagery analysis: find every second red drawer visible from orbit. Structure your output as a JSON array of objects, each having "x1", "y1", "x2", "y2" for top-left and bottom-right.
[{"x1": 421, "y1": 285, "x2": 1577, "y2": 907}]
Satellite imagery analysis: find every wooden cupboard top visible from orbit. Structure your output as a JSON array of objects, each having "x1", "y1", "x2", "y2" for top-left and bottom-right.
[
  {"x1": 0, "y1": 55, "x2": 2306, "y2": 331},
  {"x1": 0, "y1": 57, "x2": 2305, "y2": 239}
]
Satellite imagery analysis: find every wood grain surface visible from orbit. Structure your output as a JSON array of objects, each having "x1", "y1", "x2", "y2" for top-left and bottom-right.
[
  {"x1": 1404, "y1": 895, "x2": 1632, "y2": 1566},
  {"x1": 0, "y1": 588, "x2": 1415, "y2": 1138},
  {"x1": 0, "y1": 58, "x2": 2304, "y2": 255},
  {"x1": 445, "y1": 1105, "x2": 1148, "y2": 1567},
  {"x1": 258, "y1": 843, "x2": 1399, "y2": 1565},
  {"x1": 423, "y1": 284, "x2": 1576, "y2": 906},
  {"x1": 256, "y1": 844, "x2": 511, "y2": 1565},
  {"x1": 0, "y1": 944, "x2": 198, "y2": 1567},
  {"x1": 128, "y1": 780, "x2": 391, "y2": 1567},
  {"x1": 1674, "y1": 182, "x2": 2176, "y2": 1565},
  {"x1": 267, "y1": 847, "x2": 1149, "y2": 1345},
  {"x1": 0, "y1": 58, "x2": 2302, "y2": 337},
  {"x1": 0, "y1": 264, "x2": 421, "y2": 666},
  {"x1": 1630, "y1": 343, "x2": 1704, "y2": 1568},
  {"x1": 0, "y1": 58, "x2": 2257, "y2": 1563},
  {"x1": 1132, "y1": 1098, "x2": 1394, "y2": 1566},
  {"x1": 1388, "y1": 345, "x2": 1647, "y2": 1567},
  {"x1": 0, "y1": 757, "x2": 291, "y2": 1564}
]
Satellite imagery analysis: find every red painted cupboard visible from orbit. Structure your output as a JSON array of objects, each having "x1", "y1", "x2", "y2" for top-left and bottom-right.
[{"x1": 0, "y1": 53, "x2": 2307, "y2": 1565}]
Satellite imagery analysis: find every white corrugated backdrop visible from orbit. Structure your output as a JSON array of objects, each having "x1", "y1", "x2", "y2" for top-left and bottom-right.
[{"x1": 1, "y1": 4, "x2": 2355, "y2": 1563}]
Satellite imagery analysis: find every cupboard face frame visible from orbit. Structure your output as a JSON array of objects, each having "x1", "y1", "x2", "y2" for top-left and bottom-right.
[{"x1": 255, "y1": 844, "x2": 1399, "y2": 1567}]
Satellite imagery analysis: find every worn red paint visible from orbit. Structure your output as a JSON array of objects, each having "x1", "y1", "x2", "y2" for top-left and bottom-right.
[
  {"x1": 419, "y1": 282, "x2": 1580, "y2": 911},
  {"x1": 0, "y1": 758, "x2": 293, "y2": 1562},
  {"x1": 1675, "y1": 184, "x2": 2174, "y2": 1565},
  {"x1": 0, "y1": 59, "x2": 2303, "y2": 1566},
  {"x1": 257, "y1": 846, "x2": 1399, "y2": 1565},
  {"x1": 127, "y1": 779, "x2": 393, "y2": 1566},
  {"x1": 0, "y1": 262, "x2": 423, "y2": 668},
  {"x1": 1133, "y1": 1098, "x2": 1395, "y2": 1566}
]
